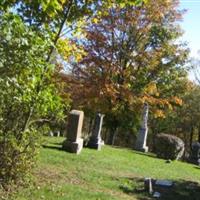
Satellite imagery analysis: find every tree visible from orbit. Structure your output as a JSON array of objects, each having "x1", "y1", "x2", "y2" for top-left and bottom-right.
[
  {"x1": 179, "y1": 84, "x2": 200, "y2": 148},
  {"x1": 69, "y1": 0, "x2": 189, "y2": 144},
  {"x1": 149, "y1": 81, "x2": 200, "y2": 155},
  {"x1": 0, "y1": 0, "x2": 146, "y2": 54},
  {"x1": 0, "y1": 13, "x2": 66, "y2": 188},
  {"x1": 191, "y1": 51, "x2": 200, "y2": 83}
]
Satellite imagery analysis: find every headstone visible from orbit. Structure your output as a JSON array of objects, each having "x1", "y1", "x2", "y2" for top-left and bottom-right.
[
  {"x1": 54, "y1": 130, "x2": 60, "y2": 137},
  {"x1": 135, "y1": 103, "x2": 149, "y2": 152},
  {"x1": 49, "y1": 131, "x2": 54, "y2": 137},
  {"x1": 153, "y1": 192, "x2": 161, "y2": 198},
  {"x1": 87, "y1": 113, "x2": 105, "y2": 150},
  {"x1": 155, "y1": 180, "x2": 173, "y2": 187},
  {"x1": 190, "y1": 142, "x2": 200, "y2": 165},
  {"x1": 144, "y1": 178, "x2": 153, "y2": 194},
  {"x1": 62, "y1": 110, "x2": 84, "y2": 154},
  {"x1": 155, "y1": 133, "x2": 184, "y2": 160}
]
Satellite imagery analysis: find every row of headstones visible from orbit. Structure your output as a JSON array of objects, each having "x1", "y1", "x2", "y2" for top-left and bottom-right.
[
  {"x1": 62, "y1": 110, "x2": 105, "y2": 154},
  {"x1": 62, "y1": 103, "x2": 149, "y2": 154},
  {"x1": 61, "y1": 107, "x2": 200, "y2": 166}
]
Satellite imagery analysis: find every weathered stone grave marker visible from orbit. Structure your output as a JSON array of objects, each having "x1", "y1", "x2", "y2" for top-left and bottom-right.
[
  {"x1": 135, "y1": 103, "x2": 149, "y2": 152},
  {"x1": 190, "y1": 142, "x2": 200, "y2": 165},
  {"x1": 144, "y1": 178, "x2": 173, "y2": 198},
  {"x1": 144, "y1": 178, "x2": 153, "y2": 194},
  {"x1": 62, "y1": 110, "x2": 84, "y2": 154},
  {"x1": 49, "y1": 131, "x2": 54, "y2": 137},
  {"x1": 88, "y1": 113, "x2": 104, "y2": 150},
  {"x1": 155, "y1": 180, "x2": 173, "y2": 187}
]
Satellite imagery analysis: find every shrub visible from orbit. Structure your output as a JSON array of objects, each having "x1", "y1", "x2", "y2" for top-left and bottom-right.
[
  {"x1": 0, "y1": 14, "x2": 65, "y2": 189},
  {"x1": 155, "y1": 133, "x2": 184, "y2": 160},
  {"x1": 0, "y1": 130, "x2": 39, "y2": 189}
]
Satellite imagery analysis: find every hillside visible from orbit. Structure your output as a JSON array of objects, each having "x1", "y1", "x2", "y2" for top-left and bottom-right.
[{"x1": 13, "y1": 137, "x2": 200, "y2": 200}]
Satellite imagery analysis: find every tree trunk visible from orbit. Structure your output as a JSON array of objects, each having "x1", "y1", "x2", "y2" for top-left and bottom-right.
[
  {"x1": 46, "y1": 0, "x2": 73, "y2": 62},
  {"x1": 22, "y1": 1, "x2": 74, "y2": 134},
  {"x1": 190, "y1": 126, "x2": 194, "y2": 148},
  {"x1": 107, "y1": 127, "x2": 117, "y2": 145},
  {"x1": 88, "y1": 117, "x2": 93, "y2": 135},
  {"x1": 198, "y1": 124, "x2": 200, "y2": 143}
]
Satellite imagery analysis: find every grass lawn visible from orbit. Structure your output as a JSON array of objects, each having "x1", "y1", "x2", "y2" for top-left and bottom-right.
[{"x1": 10, "y1": 137, "x2": 200, "y2": 200}]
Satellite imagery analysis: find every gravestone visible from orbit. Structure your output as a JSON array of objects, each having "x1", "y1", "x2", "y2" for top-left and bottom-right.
[
  {"x1": 49, "y1": 131, "x2": 54, "y2": 137},
  {"x1": 144, "y1": 178, "x2": 153, "y2": 194},
  {"x1": 62, "y1": 110, "x2": 84, "y2": 154},
  {"x1": 54, "y1": 130, "x2": 60, "y2": 137},
  {"x1": 153, "y1": 192, "x2": 161, "y2": 198},
  {"x1": 144, "y1": 178, "x2": 173, "y2": 198},
  {"x1": 155, "y1": 133, "x2": 184, "y2": 160},
  {"x1": 56, "y1": 130, "x2": 60, "y2": 137},
  {"x1": 190, "y1": 142, "x2": 200, "y2": 165},
  {"x1": 88, "y1": 113, "x2": 105, "y2": 150},
  {"x1": 155, "y1": 180, "x2": 173, "y2": 187},
  {"x1": 135, "y1": 103, "x2": 149, "y2": 152}
]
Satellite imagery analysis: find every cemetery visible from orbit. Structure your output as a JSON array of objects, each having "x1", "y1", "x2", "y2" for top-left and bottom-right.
[
  {"x1": 1, "y1": 0, "x2": 200, "y2": 200},
  {"x1": 10, "y1": 108, "x2": 198, "y2": 200},
  {"x1": 10, "y1": 136, "x2": 200, "y2": 200}
]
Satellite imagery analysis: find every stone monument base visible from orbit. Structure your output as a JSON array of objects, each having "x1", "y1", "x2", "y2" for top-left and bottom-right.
[
  {"x1": 135, "y1": 146, "x2": 149, "y2": 153},
  {"x1": 62, "y1": 138, "x2": 83, "y2": 154},
  {"x1": 190, "y1": 158, "x2": 200, "y2": 166},
  {"x1": 87, "y1": 139, "x2": 104, "y2": 150}
]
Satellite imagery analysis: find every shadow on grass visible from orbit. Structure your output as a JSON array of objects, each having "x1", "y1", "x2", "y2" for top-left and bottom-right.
[
  {"x1": 42, "y1": 138, "x2": 65, "y2": 151},
  {"x1": 42, "y1": 145, "x2": 63, "y2": 151},
  {"x1": 132, "y1": 151, "x2": 157, "y2": 159},
  {"x1": 119, "y1": 177, "x2": 200, "y2": 200},
  {"x1": 49, "y1": 141, "x2": 64, "y2": 145},
  {"x1": 110, "y1": 145, "x2": 157, "y2": 159}
]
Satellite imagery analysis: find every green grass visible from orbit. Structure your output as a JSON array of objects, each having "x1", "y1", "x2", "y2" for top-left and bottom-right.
[{"x1": 11, "y1": 137, "x2": 200, "y2": 200}]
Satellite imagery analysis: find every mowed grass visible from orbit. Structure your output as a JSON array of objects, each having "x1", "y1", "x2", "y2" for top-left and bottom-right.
[{"x1": 13, "y1": 137, "x2": 200, "y2": 200}]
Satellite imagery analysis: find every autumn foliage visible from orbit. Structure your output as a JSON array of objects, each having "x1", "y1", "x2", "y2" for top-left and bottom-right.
[{"x1": 65, "y1": 0, "x2": 188, "y2": 142}]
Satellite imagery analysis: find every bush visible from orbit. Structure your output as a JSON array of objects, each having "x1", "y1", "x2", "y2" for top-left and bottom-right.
[
  {"x1": 0, "y1": 130, "x2": 39, "y2": 189},
  {"x1": 155, "y1": 133, "x2": 184, "y2": 160},
  {"x1": 0, "y1": 14, "x2": 65, "y2": 189}
]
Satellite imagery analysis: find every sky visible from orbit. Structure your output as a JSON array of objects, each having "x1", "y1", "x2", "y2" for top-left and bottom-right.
[{"x1": 179, "y1": 0, "x2": 200, "y2": 58}]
